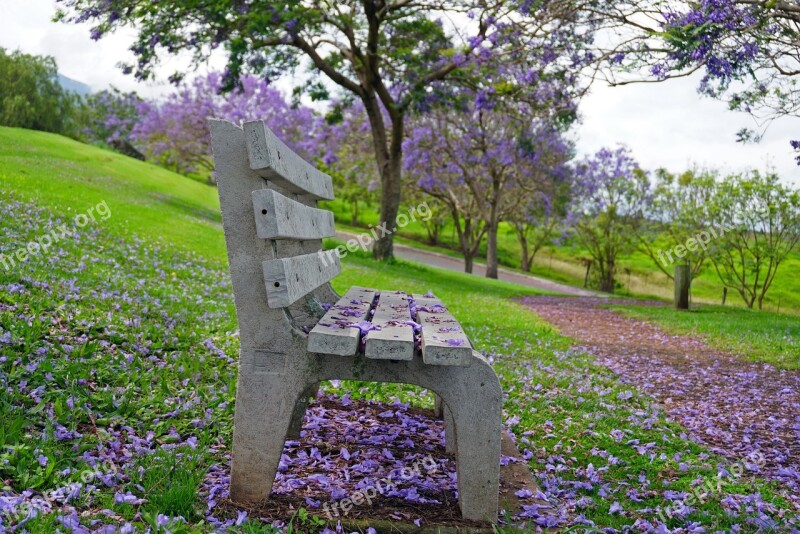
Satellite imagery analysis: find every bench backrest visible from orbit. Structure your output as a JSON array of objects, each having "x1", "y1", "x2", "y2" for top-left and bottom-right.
[{"x1": 209, "y1": 119, "x2": 341, "y2": 350}]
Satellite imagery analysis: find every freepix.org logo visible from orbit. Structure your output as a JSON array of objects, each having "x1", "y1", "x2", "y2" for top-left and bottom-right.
[{"x1": 0, "y1": 200, "x2": 112, "y2": 271}]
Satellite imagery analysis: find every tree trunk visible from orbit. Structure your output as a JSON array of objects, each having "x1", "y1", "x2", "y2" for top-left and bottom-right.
[
  {"x1": 373, "y1": 156, "x2": 401, "y2": 260},
  {"x1": 464, "y1": 253, "x2": 474, "y2": 274},
  {"x1": 520, "y1": 252, "x2": 530, "y2": 273},
  {"x1": 599, "y1": 260, "x2": 615, "y2": 293},
  {"x1": 361, "y1": 90, "x2": 402, "y2": 261},
  {"x1": 428, "y1": 225, "x2": 440, "y2": 246},
  {"x1": 351, "y1": 200, "x2": 359, "y2": 226},
  {"x1": 517, "y1": 230, "x2": 531, "y2": 272},
  {"x1": 485, "y1": 220, "x2": 499, "y2": 279}
]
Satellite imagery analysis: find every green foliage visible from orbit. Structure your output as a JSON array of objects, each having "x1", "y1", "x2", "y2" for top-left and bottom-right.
[
  {"x1": 706, "y1": 171, "x2": 800, "y2": 309},
  {"x1": 0, "y1": 48, "x2": 80, "y2": 137},
  {"x1": 638, "y1": 168, "x2": 718, "y2": 279}
]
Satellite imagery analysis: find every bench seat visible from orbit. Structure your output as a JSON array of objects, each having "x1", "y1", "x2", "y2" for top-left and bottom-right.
[{"x1": 308, "y1": 287, "x2": 473, "y2": 366}]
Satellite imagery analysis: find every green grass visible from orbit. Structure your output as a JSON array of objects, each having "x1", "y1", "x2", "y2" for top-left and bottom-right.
[
  {"x1": 0, "y1": 126, "x2": 225, "y2": 259},
  {"x1": 0, "y1": 128, "x2": 797, "y2": 531},
  {"x1": 612, "y1": 304, "x2": 800, "y2": 370}
]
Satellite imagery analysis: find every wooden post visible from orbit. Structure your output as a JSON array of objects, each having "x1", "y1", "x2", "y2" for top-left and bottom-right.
[{"x1": 675, "y1": 264, "x2": 691, "y2": 310}]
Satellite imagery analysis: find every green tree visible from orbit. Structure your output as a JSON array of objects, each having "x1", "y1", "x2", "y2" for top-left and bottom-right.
[
  {"x1": 0, "y1": 48, "x2": 79, "y2": 136},
  {"x1": 571, "y1": 147, "x2": 651, "y2": 293},
  {"x1": 638, "y1": 168, "x2": 718, "y2": 280},
  {"x1": 707, "y1": 171, "x2": 800, "y2": 310}
]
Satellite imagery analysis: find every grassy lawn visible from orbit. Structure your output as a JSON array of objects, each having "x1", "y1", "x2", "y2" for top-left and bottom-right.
[
  {"x1": 613, "y1": 304, "x2": 800, "y2": 370},
  {"x1": 0, "y1": 129, "x2": 797, "y2": 531}
]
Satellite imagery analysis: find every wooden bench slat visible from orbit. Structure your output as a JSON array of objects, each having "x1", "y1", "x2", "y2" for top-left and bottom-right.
[
  {"x1": 414, "y1": 294, "x2": 473, "y2": 367},
  {"x1": 308, "y1": 287, "x2": 376, "y2": 356},
  {"x1": 244, "y1": 121, "x2": 335, "y2": 201},
  {"x1": 252, "y1": 188, "x2": 335, "y2": 240},
  {"x1": 263, "y1": 252, "x2": 342, "y2": 308},
  {"x1": 364, "y1": 292, "x2": 415, "y2": 361}
]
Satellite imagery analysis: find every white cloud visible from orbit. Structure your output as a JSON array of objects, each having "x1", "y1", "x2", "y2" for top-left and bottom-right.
[{"x1": 1, "y1": 0, "x2": 798, "y2": 184}]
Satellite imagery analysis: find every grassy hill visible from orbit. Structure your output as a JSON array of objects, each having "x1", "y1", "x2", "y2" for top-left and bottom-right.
[
  {"x1": 0, "y1": 128, "x2": 796, "y2": 532},
  {"x1": 0, "y1": 127, "x2": 225, "y2": 259}
]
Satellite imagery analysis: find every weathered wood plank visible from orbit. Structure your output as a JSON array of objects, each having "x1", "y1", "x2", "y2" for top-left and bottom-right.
[
  {"x1": 414, "y1": 294, "x2": 473, "y2": 367},
  {"x1": 244, "y1": 120, "x2": 334, "y2": 200},
  {"x1": 252, "y1": 188, "x2": 335, "y2": 240},
  {"x1": 365, "y1": 292, "x2": 415, "y2": 361},
  {"x1": 263, "y1": 251, "x2": 342, "y2": 308},
  {"x1": 308, "y1": 287, "x2": 376, "y2": 356}
]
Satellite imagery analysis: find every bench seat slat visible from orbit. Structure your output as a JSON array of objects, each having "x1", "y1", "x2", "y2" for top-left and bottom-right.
[
  {"x1": 244, "y1": 121, "x2": 334, "y2": 200},
  {"x1": 414, "y1": 295, "x2": 473, "y2": 367},
  {"x1": 308, "y1": 287, "x2": 376, "y2": 356},
  {"x1": 252, "y1": 189, "x2": 335, "y2": 240},
  {"x1": 263, "y1": 252, "x2": 342, "y2": 308},
  {"x1": 364, "y1": 292, "x2": 415, "y2": 361}
]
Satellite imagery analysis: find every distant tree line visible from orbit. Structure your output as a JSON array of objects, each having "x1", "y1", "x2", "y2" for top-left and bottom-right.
[{"x1": 3, "y1": 47, "x2": 798, "y2": 306}]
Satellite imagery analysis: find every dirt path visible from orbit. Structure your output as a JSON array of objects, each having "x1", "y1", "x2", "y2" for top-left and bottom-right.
[
  {"x1": 336, "y1": 231, "x2": 598, "y2": 297},
  {"x1": 520, "y1": 296, "x2": 800, "y2": 499}
]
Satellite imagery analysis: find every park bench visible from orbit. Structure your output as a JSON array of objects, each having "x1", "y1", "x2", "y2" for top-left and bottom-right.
[{"x1": 208, "y1": 118, "x2": 502, "y2": 522}]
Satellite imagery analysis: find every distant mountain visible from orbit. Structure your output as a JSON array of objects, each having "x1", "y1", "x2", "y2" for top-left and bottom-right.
[{"x1": 57, "y1": 74, "x2": 92, "y2": 96}]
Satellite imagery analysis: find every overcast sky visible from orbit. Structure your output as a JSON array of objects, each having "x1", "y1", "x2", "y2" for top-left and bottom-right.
[{"x1": 2, "y1": 0, "x2": 798, "y2": 185}]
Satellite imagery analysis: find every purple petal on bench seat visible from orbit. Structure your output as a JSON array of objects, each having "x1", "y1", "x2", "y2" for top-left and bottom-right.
[
  {"x1": 350, "y1": 320, "x2": 379, "y2": 335},
  {"x1": 446, "y1": 338, "x2": 465, "y2": 347}
]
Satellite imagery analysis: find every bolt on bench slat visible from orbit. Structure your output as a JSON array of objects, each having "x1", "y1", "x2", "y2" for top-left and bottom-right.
[
  {"x1": 414, "y1": 295, "x2": 473, "y2": 367},
  {"x1": 252, "y1": 188, "x2": 335, "y2": 240},
  {"x1": 308, "y1": 287, "x2": 376, "y2": 356},
  {"x1": 244, "y1": 120, "x2": 335, "y2": 201},
  {"x1": 263, "y1": 252, "x2": 342, "y2": 308},
  {"x1": 365, "y1": 292, "x2": 415, "y2": 361}
]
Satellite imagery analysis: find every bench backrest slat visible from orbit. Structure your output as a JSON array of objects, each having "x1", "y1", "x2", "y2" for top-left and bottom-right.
[
  {"x1": 252, "y1": 188, "x2": 335, "y2": 240},
  {"x1": 263, "y1": 251, "x2": 342, "y2": 308},
  {"x1": 244, "y1": 120, "x2": 335, "y2": 201}
]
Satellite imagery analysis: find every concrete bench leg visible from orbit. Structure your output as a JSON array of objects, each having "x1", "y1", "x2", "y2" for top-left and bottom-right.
[
  {"x1": 437, "y1": 353, "x2": 502, "y2": 522},
  {"x1": 229, "y1": 354, "x2": 312, "y2": 503},
  {"x1": 286, "y1": 382, "x2": 319, "y2": 439},
  {"x1": 434, "y1": 394, "x2": 456, "y2": 453},
  {"x1": 443, "y1": 404, "x2": 457, "y2": 454}
]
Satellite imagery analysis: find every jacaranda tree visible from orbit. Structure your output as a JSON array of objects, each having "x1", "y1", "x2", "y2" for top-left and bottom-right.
[
  {"x1": 405, "y1": 98, "x2": 573, "y2": 278},
  {"x1": 132, "y1": 72, "x2": 319, "y2": 182},
  {"x1": 586, "y1": 1, "x2": 800, "y2": 161},
  {"x1": 570, "y1": 146, "x2": 651, "y2": 293},
  {"x1": 80, "y1": 88, "x2": 144, "y2": 159},
  {"x1": 54, "y1": 0, "x2": 593, "y2": 260}
]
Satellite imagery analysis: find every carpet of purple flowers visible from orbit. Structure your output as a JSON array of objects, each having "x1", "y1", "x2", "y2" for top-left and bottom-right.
[{"x1": 1, "y1": 194, "x2": 798, "y2": 533}]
